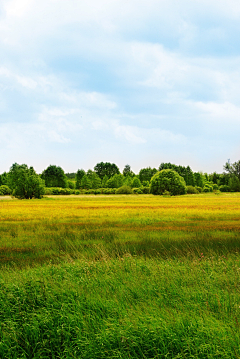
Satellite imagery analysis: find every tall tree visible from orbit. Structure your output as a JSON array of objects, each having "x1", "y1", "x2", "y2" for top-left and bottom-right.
[
  {"x1": 41, "y1": 165, "x2": 67, "y2": 188},
  {"x1": 106, "y1": 174, "x2": 124, "y2": 188},
  {"x1": 81, "y1": 175, "x2": 91, "y2": 189},
  {"x1": 86, "y1": 170, "x2": 101, "y2": 189},
  {"x1": 224, "y1": 160, "x2": 240, "y2": 180},
  {"x1": 8, "y1": 163, "x2": 45, "y2": 199},
  {"x1": 75, "y1": 169, "x2": 86, "y2": 189},
  {"x1": 123, "y1": 164, "x2": 135, "y2": 177},
  {"x1": 94, "y1": 162, "x2": 120, "y2": 179},
  {"x1": 139, "y1": 167, "x2": 157, "y2": 182}
]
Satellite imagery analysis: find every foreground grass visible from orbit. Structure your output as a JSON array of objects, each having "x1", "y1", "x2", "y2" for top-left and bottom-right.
[
  {"x1": 1, "y1": 256, "x2": 240, "y2": 358},
  {"x1": 0, "y1": 194, "x2": 240, "y2": 358}
]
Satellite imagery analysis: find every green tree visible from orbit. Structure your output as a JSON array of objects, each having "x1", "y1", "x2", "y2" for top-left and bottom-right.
[
  {"x1": 94, "y1": 162, "x2": 120, "y2": 180},
  {"x1": 81, "y1": 175, "x2": 91, "y2": 189},
  {"x1": 65, "y1": 172, "x2": 76, "y2": 179},
  {"x1": 41, "y1": 165, "x2": 67, "y2": 188},
  {"x1": 0, "y1": 172, "x2": 8, "y2": 186},
  {"x1": 102, "y1": 175, "x2": 108, "y2": 188},
  {"x1": 76, "y1": 169, "x2": 86, "y2": 189},
  {"x1": 150, "y1": 169, "x2": 187, "y2": 196},
  {"x1": 139, "y1": 167, "x2": 157, "y2": 183},
  {"x1": 106, "y1": 174, "x2": 124, "y2": 188},
  {"x1": 91, "y1": 173, "x2": 102, "y2": 189},
  {"x1": 209, "y1": 172, "x2": 219, "y2": 184},
  {"x1": 67, "y1": 180, "x2": 75, "y2": 189},
  {"x1": 123, "y1": 164, "x2": 135, "y2": 177},
  {"x1": 158, "y1": 163, "x2": 195, "y2": 186},
  {"x1": 185, "y1": 166, "x2": 195, "y2": 186},
  {"x1": 123, "y1": 176, "x2": 132, "y2": 187},
  {"x1": 194, "y1": 172, "x2": 204, "y2": 188},
  {"x1": 229, "y1": 176, "x2": 240, "y2": 192},
  {"x1": 8, "y1": 163, "x2": 45, "y2": 199},
  {"x1": 224, "y1": 160, "x2": 240, "y2": 180},
  {"x1": 131, "y1": 176, "x2": 142, "y2": 188}
]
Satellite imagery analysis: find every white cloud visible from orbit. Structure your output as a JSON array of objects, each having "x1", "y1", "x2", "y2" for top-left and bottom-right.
[
  {"x1": 114, "y1": 124, "x2": 146, "y2": 144},
  {"x1": 1, "y1": 0, "x2": 240, "y2": 172}
]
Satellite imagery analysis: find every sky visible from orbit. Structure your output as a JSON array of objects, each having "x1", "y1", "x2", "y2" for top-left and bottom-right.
[{"x1": 0, "y1": 0, "x2": 240, "y2": 174}]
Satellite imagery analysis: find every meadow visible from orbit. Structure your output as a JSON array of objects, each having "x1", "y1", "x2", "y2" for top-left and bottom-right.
[{"x1": 0, "y1": 193, "x2": 240, "y2": 358}]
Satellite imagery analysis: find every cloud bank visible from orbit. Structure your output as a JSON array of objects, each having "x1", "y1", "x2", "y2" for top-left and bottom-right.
[{"x1": 0, "y1": 0, "x2": 240, "y2": 173}]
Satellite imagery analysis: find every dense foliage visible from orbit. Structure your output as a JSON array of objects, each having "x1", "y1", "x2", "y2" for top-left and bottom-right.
[
  {"x1": 1, "y1": 160, "x2": 240, "y2": 198},
  {"x1": 41, "y1": 165, "x2": 67, "y2": 188},
  {"x1": 94, "y1": 162, "x2": 120, "y2": 179},
  {"x1": 8, "y1": 163, "x2": 45, "y2": 199},
  {"x1": 150, "y1": 169, "x2": 187, "y2": 195}
]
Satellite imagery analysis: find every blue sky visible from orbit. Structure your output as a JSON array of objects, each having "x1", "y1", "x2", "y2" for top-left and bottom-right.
[{"x1": 0, "y1": 0, "x2": 240, "y2": 174}]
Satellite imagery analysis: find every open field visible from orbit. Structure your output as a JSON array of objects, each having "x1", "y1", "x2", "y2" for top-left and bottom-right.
[{"x1": 0, "y1": 193, "x2": 240, "y2": 358}]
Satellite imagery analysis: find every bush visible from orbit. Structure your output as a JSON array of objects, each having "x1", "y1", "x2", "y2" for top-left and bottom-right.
[
  {"x1": 116, "y1": 186, "x2": 133, "y2": 194},
  {"x1": 44, "y1": 188, "x2": 53, "y2": 195},
  {"x1": 196, "y1": 186, "x2": 202, "y2": 193},
  {"x1": 219, "y1": 185, "x2": 230, "y2": 192},
  {"x1": 50, "y1": 187, "x2": 60, "y2": 195},
  {"x1": 0, "y1": 185, "x2": 11, "y2": 195},
  {"x1": 47, "y1": 187, "x2": 72, "y2": 195},
  {"x1": 75, "y1": 190, "x2": 80, "y2": 195},
  {"x1": 59, "y1": 188, "x2": 72, "y2": 195},
  {"x1": 132, "y1": 188, "x2": 143, "y2": 194},
  {"x1": 150, "y1": 170, "x2": 187, "y2": 196},
  {"x1": 84, "y1": 189, "x2": 101, "y2": 195},
  {"x1": 163, "y1": 190, "x2": 171, "y2": 197},
  {"x1": 203, "y1": 184, "x2": 213, "y2": 192},
  {"x1": 186, "y1": 185, "x2": 199, "y2": 194},
  {"x1": 141, "y1": 186, "x2": 150, "y2": 194},
  {"x1": 102, "y1": 188, "x2": 116, "y2": 195}
]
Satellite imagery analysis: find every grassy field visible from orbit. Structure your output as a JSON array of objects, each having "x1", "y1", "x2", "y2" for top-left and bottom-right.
[{"x1": 0, "y1": 193, "x2": 240, "y2": 358}]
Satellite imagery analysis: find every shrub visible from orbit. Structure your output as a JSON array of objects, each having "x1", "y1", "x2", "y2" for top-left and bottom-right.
[
  {"x1": 186, "y1": 185, "x2": 199, "y2": 194},
  {"x1": 203, "y1": 184, "x2": 213, "y2": 192},
  {"x1": 44, "y1": 188, "x2": 53, "y2": 195},
  {"x1": 132, "y1": 188, "x2": 143, "y2": 194},
  {"x1": 196, "y1": 186, "x2": 202, "y2": 193},
  {"x1": 141, "y1": 186, "x2": 150, "y2": 194},
  {"x1": 103, "y1": 188, "x2": 116, "y2": 195},
  {"x1": 219, "y1": 185, "x2": 230, "y2": 192},
  {"x1": 116, "y1": 186, "x2": 133, "y2": 194},
  {"x1": 163, "y1": 190, "x2": 171, "y2": 197},
  {"x1": 0, "y1": 185, "x2": 11, "y2": 195},
  {"x1": 50, "y1": 187, "x2": 60, "y2": 195},
  {"x1": 150, "y1": 170, "x2": 187, "y2": 196},
  {"x1": 59, "y1": 188, "x2": 72, "y2": 195},
  {"x1": 75, "y1": 190, "x2": 80, "y2": 195}
]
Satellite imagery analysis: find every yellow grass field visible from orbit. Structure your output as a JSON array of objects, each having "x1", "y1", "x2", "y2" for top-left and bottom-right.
[
  {"x1": 0, "y1": 193, "x2": 240, "y2": 358},
  {"x1": 0, "y1": 193, "x2": 240, "y2": 266}
]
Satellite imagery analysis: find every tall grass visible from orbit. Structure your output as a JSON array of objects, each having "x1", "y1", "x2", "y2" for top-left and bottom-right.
[{"x1": 0, "y1": 194, "x2": 240, "y2": 358}]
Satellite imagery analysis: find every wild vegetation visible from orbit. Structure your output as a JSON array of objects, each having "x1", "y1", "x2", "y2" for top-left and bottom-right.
[
  {"x1": 0, "y1": 193, "x2": 239, "y2": 358},
  {"x1": 0, "y1": 160, "x2": 240, "y2": 199}
]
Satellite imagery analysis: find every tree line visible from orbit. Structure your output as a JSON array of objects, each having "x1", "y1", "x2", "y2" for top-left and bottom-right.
[{"x1": 0, "y1": 160, "x2": 239, "y2": 199}]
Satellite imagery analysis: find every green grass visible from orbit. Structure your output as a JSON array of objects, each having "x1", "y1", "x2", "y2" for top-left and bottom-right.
[{"x1": 0, "y1": 194, "x2": 240, "y2": 358}]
